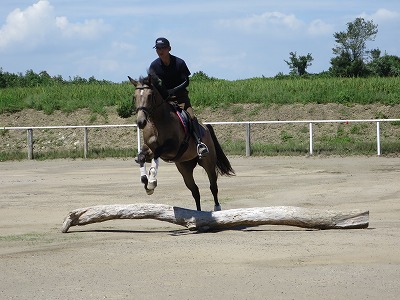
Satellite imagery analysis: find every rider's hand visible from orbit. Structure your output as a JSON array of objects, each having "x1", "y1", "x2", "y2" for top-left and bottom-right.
[{"x1": 167, "y1": 88, "x2": 175, "y2": 96}]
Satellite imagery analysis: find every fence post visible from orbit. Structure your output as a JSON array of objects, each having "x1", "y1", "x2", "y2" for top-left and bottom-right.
[
  {"x1": 27, "y1": 129, "x2": 33, "y2": 159},
  {"x1": 376, "y1": 121, "x2": 381, "y2": 156},
  {"x1": 309, "y1": 122, "x2": 313, "y2": 155},
  {"x1": 136, "y1": 126, "x2": 141, "y2": 153},
  {"x1": 84, "y1": 127, "x2": 88, "y2": 159},
  {"x1": 245, "y1": 123, "x2": 251, "y2": 156}
]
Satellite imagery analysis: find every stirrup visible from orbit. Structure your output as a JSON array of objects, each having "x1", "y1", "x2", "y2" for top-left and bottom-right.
[{"x1": 197, "y1": 142, "x2": 209, "y2": 158}]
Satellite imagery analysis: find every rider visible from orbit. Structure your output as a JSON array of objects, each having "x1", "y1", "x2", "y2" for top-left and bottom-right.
[{"x1": 149, "y1": 37, "x2": 209, "y2": 158}]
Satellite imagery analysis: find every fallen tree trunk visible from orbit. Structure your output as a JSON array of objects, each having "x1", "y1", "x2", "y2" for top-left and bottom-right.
[{"x1": 61, "y1": 204, "x2": 369, "y2": 233}]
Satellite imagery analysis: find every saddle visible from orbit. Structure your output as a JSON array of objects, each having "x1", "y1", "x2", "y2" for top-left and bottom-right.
[
  {"x1": 169, "y1": 101, "x2": 205, "y2": 132},
  {"x1": 172, "y1": 103, "x2": 191, "y2": 135}
]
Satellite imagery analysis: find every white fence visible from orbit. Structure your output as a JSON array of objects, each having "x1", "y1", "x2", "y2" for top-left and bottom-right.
[
  {"x1": 208, "y1": 119, "x2": 400, "y2": 157},
  {"x1": 2, "y1": 118, "x2": 400, "y2": 159}
]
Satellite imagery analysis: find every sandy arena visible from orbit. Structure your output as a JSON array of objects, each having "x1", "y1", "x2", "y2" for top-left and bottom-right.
[{"x1": 0, "y1": 156, "x2": 399, "y2": 299}]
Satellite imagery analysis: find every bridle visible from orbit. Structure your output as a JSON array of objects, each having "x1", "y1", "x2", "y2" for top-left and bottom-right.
[{"x1": 134, "y1": 84, "x2": 162, "y2": 119}]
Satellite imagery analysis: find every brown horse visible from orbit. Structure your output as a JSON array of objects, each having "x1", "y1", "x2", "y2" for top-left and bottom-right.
[{"x1": 128, "y1": 73, "x2": 235, "y2": 211}]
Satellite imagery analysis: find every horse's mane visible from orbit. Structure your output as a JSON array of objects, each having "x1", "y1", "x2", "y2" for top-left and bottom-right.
[
  {"x1": 138, "y1": 75, "x2": 150, "y2": 86},
  {"x1": 140, "y1": 70, "x2": 169, "y2": 100}
]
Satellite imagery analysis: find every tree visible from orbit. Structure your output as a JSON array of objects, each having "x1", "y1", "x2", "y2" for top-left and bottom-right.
[
  {"x1": 330, "y1": 18, "x2": 378, "y2": 77},
  {"x1": 0, "y1": 68, "x2": 6, "y2": 88},
  {"x1": 368, "y1": 54, "x2": 400, "y2": 77},
  {"x1": 284, "y1": 52, "x2": 314, "y2": 76},
  {"x1": 369, "y1": 48, "x2": 381, "y2": 61}
]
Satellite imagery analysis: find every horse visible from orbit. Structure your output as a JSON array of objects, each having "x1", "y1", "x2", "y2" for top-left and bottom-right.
[{"x1": 128, "y1": 73, "x2": 235, "y2": 211}]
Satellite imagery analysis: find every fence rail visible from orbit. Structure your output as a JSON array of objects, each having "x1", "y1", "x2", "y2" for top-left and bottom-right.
[
  {"x1": 2, "y1": 118, "x2": 400, "y2": 159},
  {"x1": 3, "y1": 124, "x2": 140, "y2": 160}
]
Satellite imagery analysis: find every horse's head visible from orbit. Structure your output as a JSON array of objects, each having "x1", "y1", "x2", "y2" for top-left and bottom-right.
[{"x1": 128, "y1": 74, "x2": 166, "y2": 129}]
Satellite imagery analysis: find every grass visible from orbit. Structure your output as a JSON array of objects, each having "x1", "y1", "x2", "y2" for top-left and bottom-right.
[
  {"x1": 189, "y1": 76, "x2": 400, "y2": 107},
  {"x1": 0, "y1": 231, "x2": 83, "y2": 244},
  {"x1": 0, "y1": 83, "x2": 132, "y2": 114},
  {"x1": 0, "y1": 232, "x2": 48, "y2": 242},
  {"x1": 0, "y1": 147, "x2": 138, "y2": 161},
  {"x1": 220, "y1": 140, "x2": 400, "y2": 156},
  {"x1": 1, "y1": 77, "x2": 400, "y2": 115}
]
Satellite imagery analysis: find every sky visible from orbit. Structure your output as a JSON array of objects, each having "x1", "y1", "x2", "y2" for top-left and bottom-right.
[{"x1": 1, "y1": 1, "x2": 400, "y2": 82}]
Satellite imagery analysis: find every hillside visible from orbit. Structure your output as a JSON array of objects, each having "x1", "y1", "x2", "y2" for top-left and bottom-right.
[{"x1": 1, "y1": 103, "x2": 400, "y2": 157}]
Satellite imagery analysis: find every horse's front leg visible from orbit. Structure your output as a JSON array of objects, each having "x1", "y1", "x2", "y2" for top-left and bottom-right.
[
  {"x1": 147, "y1": 158, "x2": 159, "y2": 191},
  {"x1": 136, "y1": 145, "x2": 158, "y2": 195}
]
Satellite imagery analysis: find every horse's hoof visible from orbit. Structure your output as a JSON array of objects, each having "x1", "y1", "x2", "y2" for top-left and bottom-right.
[
  {"x1": 214, "y1": 205, "x2": 222, "y2": 211},
  {"x1": 141, "y1": 175, "x2": 148, "y2": 185},
  {"x1": 148, "y1": 167, "x2": 157, "y2": 190},
  {"x1": 140, "y1": 175, "x2": 154, "y2": 195},
  {"x1": 148, "y1": 180, "x2": 157, "y2": 190}
]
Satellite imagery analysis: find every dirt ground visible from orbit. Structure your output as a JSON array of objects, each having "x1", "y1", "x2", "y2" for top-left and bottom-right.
[{"x1": 0, "y1": 156, "x2": 399, "y2": 299}]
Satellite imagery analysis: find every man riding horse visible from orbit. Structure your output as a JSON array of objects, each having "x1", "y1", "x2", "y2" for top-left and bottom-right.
[
  {"x1": 149, "y1": 37, "x2": 209, "y2": 158},
  {"x1": 130, "y1": 37, "x2": 235, "y2": 209}
]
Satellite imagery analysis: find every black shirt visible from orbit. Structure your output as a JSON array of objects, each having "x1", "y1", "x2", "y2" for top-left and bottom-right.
[{"x1": 149, "y1": 55, "x2": 191, "y2": 92}]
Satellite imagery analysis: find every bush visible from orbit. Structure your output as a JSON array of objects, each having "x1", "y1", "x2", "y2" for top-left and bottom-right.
[{"x1": 117, "y1": 99, "x2": 134, "y2": 118}]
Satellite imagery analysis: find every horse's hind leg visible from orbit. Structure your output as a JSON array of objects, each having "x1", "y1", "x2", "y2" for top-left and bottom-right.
[
  {"x1": 199, "y1": 159, "x2": 221, "y2": 211},
  {"x1": 208, "y1": 170, "x2": 221, "y2": 211},
  {"x1": 175, "y1": 160, "x2": 201, "y2": 211}
]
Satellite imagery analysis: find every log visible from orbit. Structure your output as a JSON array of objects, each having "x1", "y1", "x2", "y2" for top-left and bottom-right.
[{"x1": 61, "y1": 204, "x2": 369, "y2": 233}]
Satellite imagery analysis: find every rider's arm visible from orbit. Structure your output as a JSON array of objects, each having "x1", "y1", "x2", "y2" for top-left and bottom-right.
[{"x1": 168, "y1": 77, "x2": 189, "y2": 96}]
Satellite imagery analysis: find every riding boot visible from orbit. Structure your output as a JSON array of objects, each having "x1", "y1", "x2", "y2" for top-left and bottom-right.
[{"x1": 192, "y1": 117, "x2": 209, "y2": 158}]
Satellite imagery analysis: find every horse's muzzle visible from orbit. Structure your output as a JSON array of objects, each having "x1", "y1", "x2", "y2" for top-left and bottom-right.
[
  {"x1": 136, "y1": 107, "x2": 148, "y2": 129},
  {"x1": 137, "y1": 118, "x2": 147, "y2": 129}
]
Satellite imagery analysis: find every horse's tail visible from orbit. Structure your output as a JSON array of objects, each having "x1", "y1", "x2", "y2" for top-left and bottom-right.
[{"x1": 206, "y1": 124, "x2": 235, "y2": 176}]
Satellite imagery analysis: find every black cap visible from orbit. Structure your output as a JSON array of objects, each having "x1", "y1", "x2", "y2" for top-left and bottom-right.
[{"x1": 153, "y1": 37, "x2": 170, "y2": 49}]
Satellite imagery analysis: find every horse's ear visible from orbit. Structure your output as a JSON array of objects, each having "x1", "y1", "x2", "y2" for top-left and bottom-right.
[
  {"x1": 147, "y1": 69, "x2": 161, "y2": 85},
  {"x1": 147, "y1": 70, "x2": 163, "y2": 88},
  {"x1": 128, "y1": 76, "x2": 138, "y2": 87},
  {"x1": 147, "y1": 68, "x2": 155, "y2": 77}
]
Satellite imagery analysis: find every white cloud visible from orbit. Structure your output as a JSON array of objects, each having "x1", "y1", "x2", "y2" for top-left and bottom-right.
[
  {"x1": 0, "y1": 0, "x2": 53, "y2": 49},
  {"x1": 308, "y1": 19, "x2": 334, "y2": 36},
  {"x1": 218, "y1": 11, "x2": 304, "y2": 33},
  {"x1": 55, "y1": 17, "x2": 110, "y2": 39},
  {"x1": 264, "y1": 12, "x2": 304, "y2": 29},
  {"x1": 360, "y1": 8, "x2": 400, "y2": 22},
  {"x1": 218, "y1": 11, "x2": 334, "y2": 38},
  {"x1": 111, "y1": 41, "x2": 132, "y2": 50},
  {"x1": 0, "y1": 0, "x2": 110, "y2": 51}
]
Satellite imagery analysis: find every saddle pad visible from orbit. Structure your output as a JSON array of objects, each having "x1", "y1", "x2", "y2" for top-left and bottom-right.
[
  {"x1": 175, "y1": 109, "x2": 206, "y2": 138},
  {"x1": 175, "y1": 109, "x2": 190, "y2": 134},
  {"x1": 170, "y1": 102, "x2": 206, "y2": 138}
]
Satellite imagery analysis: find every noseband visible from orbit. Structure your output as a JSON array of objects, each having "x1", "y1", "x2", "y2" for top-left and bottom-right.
[{"x1": 135, "y1": 85, "x2": 156, "y2": 118}]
